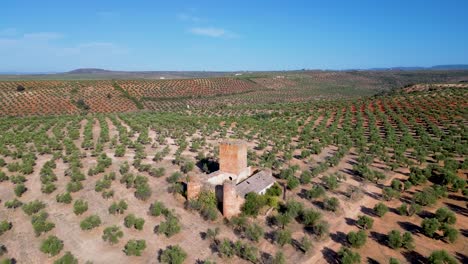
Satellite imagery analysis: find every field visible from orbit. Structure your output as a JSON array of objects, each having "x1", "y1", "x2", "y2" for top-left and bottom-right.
[{"x1": 0, "y1": 72, "x2": 467, "y2": 264}]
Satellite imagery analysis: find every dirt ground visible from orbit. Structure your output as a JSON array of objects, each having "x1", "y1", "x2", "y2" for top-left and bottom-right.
[{"x1": 0, "y1": 117, "x2": 466, "y2": 264}]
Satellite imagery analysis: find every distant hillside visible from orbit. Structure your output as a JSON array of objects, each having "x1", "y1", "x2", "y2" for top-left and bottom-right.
[
  {"x1": 67, "y1": 68, "x2": 114, "y2": 74},
  {"x1": 0, "y1": 69, "x2": 232, "y2": 80},
  {"x1": 368, "y1": 64, "x2": 468, "y2": 71},
  {"x1": 1, "y1": 69, "x2": 467, "y2": 116}
]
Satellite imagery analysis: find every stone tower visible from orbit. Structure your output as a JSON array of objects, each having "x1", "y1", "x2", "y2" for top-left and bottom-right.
[
  {"x1": 222, "y1": 181, "x2": 242, "y2": 218},
  {"x1": 219, "y1": 139, "x2": 250, "y2": 183},
  {"x1": 186, "y1": 174, "x2": 201, "y2": 200}
]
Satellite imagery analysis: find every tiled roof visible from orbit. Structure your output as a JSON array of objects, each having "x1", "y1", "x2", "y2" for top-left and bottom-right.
[{"x1": 236, "y1": 170, "x2": 275, "y2": 197}]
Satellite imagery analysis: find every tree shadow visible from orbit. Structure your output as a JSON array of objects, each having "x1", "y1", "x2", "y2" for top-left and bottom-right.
[
  {"x1": 195, "y1": 158, "x2": 219, "y2": 173},
  {"x1": 340, "y1": 168, "x2": 363, "y2": 182},
  {"x1": 261, "y1": 252, "x2": 272, "y2": 264},
  {"x1": 199, "y1": 231, "x2": 207, "y2": 240},
  {"x1": 291, "y1": 238, "x2": 307, "y2": 253},
  {"x1": 156, "y1": 248, "x2": 163, "y2": 262},
  {"x1": 444, "y1": 202, "x2": 468, "y2": 217},
  {"x1": 298, "y1": 188, "x2": 309, "y2": 199},
  {"x1": 447, "y1": 193, "x2": 467, "y2": 202},
  {"x1": 369, "y1": 231, "x2": 387, "y2": 247},
  {"x1": 360, "y1": 205, "x2": 375, "y2": 217},
  {"x1": 363, "y1": 190, "x2": 381, "y2": 200},
  {"x1": 397, "y1": 221, "x2": 421, "y2": 234},
  {"x1": 460, "y1": 228, "x2": 468, "y2": 238},
  {"x1": 367, "y1": 257, "x2": 380, "y2": 264},
  {"x1": 418, "y1": 210, "x2": 435, "y2": 219},
  {"x1": 330, "y1": 231, "x2": 348, "y2": 246},
  {"x1": 312, "y1": 200, "x2": 324, "y2": 210},
  {"x1": 345, "y1": 217, "x2": 357, "y2": 227},
  {"x1": 402, "y1": 250, "x2": 426, "y2": 264},
  {"x1": 208, "y1": 241, "x2": 218, "y2": 254},
  {"x1": 455, "y1": 252, "x2": 468, "y2": 264},
  {"x1": 264, "y1": 230, "x2": 276, "y2": 243},
  {"x1": 321, "y1": 247, "x2": 339, "y2": 264}
]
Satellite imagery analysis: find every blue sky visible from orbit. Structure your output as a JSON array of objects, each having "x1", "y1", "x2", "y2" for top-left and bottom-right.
[{"x1": 1, "y1": 0, "x2": 467, "y2": 72}]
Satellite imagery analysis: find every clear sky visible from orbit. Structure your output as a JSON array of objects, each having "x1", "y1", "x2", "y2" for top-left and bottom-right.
[{"x1": 1, "y1": 0, "x2": 467, "y2": 72}]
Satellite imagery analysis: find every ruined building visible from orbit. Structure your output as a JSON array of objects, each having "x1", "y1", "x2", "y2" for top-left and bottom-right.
[{"x1": 186, "y1": 139, "x2": 276, "y2": 218}]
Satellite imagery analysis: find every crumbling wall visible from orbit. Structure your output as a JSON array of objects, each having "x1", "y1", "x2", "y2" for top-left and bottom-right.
[
  {"x1": 186, "y1": 175, "x2": 201, "y2": 200},
  {"x1": 222, "y1": 181, "x2": 243, "y2": 218}
]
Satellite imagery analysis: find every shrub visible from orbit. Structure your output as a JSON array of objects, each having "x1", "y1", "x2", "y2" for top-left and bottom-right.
[
  {"x1": 102, "y1": 226, "x2": 124, "y2": 244},
  {"x1": 80, "y1": 215, "x2": 101, "y2": 230},
  {"x1": 284, "y1": 199, "x2": 304, "y2": 218},
  {"x1": 421, "y1": 218, "x2": 440, "y2": 237},
  {"x1": 56, "y1": 193, "x2": 72, "y2": 204},
  {"x1": 135, "y1": 183, "x2": 152, "y2": 201},
  {"x1": 382, "y1": 187, "x2": 400, "y2": 201},
  {"x1": 53, "y1": 251, "x2": 78, "y2": 264},
  {"x1": 347, "y1": 230, "x2": 367, "y2": 248},
  {"x1": 66, "y1": 181, "x2": 83, "y2": 193},
  {"x1": 401, "y1": 232, "x2": 415, "y2": 250},
  {"x1": 206, "y1": 227, "x2": 220, "y2": 242},
  {"x1": 22, "y1": 200, "x2": 46, "y2": 215},
  {"x1": 5, "y1": 198, "x2": 22, "y2": 209},
  {"x1": 149, "y1": 201, "x2": 168, "y2": 216},
  {"x1": 167, "y1": 172, "x2": 182, "y2": 184},
  {"x1": 321, "y1": 174, "x2": 339, "y2": 190},
  {"x1": 397, "y1": 203, "x2": 408, "y2": 216},
  {"x1": 338, "y1": 247, "x2": 360, "y2": 264},
  {"x1": 245, "y1": 223, "x2": 264, "y2": 242},
  {"x1": 323, "y1": 197, "x2": 339, "y2": 212},
  {"x1": 435, "y1": 207, "x2": 456, "y2": 225},
  {"x1": 149, "y1": 167, "x2": 165, "y2": 178},
  {"x1": 109, "y1": 200, "x2": 128, "y2": 215},
  {"x1": 10, "y1": 175, "x2": 26, "y2": 184},
  {"x1": 356, "y1": 215, "x2": 374, "y2": 230},
  {"x1": 275, "y1": 229, "x2": 292, "y2": 247},
  {"x1": 157, "y1": 215, "x2": 181, "y2": 237},
  {"x1": 427, "y1": 250, "x2": 458, "y2": 264},
  {"x1": 389, "y1": 258, "x2": 400, "y2": 264},
  {"x1": 0, "y1": 171, "x2": 8, "y2": 182},
  {"x1": 373, "y1": 202, "x2": 388, "y2": 217},
  {"x1": 242, "y1": 192, "x2": 268, "y2": 217},
  {"x1": 273, "y1": 251, "x2": 286, "y2": 264},
  {"x1": 306, "y1": 185, "x2": 326, "y2": 199},
  {"x1": 16, "y1": 85, "x2": 25, "y2": 92},
  {"x1": 301, "y1": 209, "x2": 322, "y2": 226},
  {"x1": 40, "y1": 235, "x2": 63, "y2": 256},
  {"x1": 287, "y1": 176, "x2": 300, "y2": 190},
  {"x1": 219, "y1": 239, "x2": 234, "y2": 258},
  {"x1": 413, "y1": 186, "x2": 443, "y2": 206},
  {"x1": 123, "y1": 239, "x2": 146, "y2": 256},
  {"x1": 73, "y1": 199, "x2": 88, "y2": 215},
  {"x1": 14, "y1": 183, "x2": 27, "y2": 197},
  {"x1": 0, "y1": 221, "x2": 12, "y2": 236},
  {"x1": 312, "y1": 220, "x2": 330, "y2": 239},
  {"x1": 124, "y1": 214, "x2": 145, "y2": 230},
  {"x1": 300, "y1": 171, "x2": 312, "y2": 184},
  {"x1": 441, "y1": 225, "x2": 458, "y2": 243},
  {"x1": 300, "y1": 236, "x2": 312, "y2": 253},
  {"x1": 408, "y1": 202, "x2": 422, "y2": 216},
  {"x1": 160, "y1": 245, "x2": 187, "y2": 264},
  {"x1": 31, "y1": 211, "x2": 55, "y2": 236},
  {"x1": 42, "y1": 182, "x2": 57, "y2": 194}
]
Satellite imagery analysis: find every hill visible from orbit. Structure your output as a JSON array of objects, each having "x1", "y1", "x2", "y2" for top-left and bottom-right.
[{"x1": 0, "y1": 70, "x2": 468, "y2": 116}]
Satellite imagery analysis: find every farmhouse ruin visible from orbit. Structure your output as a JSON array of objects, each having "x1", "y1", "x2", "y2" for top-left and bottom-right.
[{"x1": 186, "y1": 139, "x2": 276, "y2": 218}]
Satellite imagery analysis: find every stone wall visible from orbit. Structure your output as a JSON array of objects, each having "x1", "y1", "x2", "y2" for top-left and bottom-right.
[
  {"x1": 186, "y1": 175, "x2": 201, "y2": 200},
  {"x1": 222, "y1": 181, "x2": 243, "y2": 218},
  {"x1": 219, "y1": 139, "x2": 247, "y2": 177}
]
